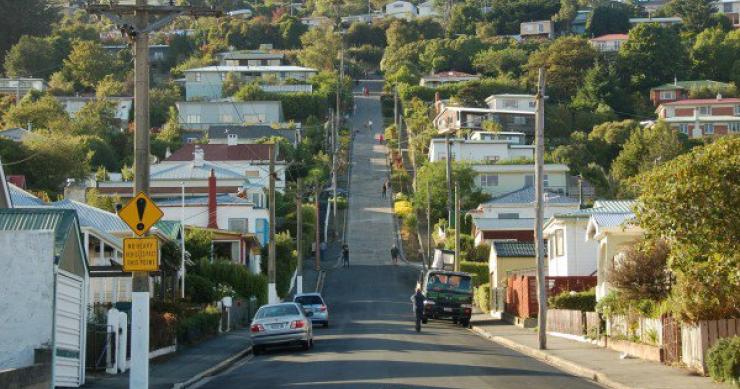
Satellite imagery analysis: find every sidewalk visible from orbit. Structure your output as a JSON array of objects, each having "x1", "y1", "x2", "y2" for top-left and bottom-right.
[
  {"x1": 470, "y1": 315, "x2": 729, "y2": 389},
  {"x1": 84, "y1": 328, "x2": 252, "y2": 389}
]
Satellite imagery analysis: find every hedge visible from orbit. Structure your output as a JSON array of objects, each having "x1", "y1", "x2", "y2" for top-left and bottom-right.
[
  {"x1": 185, "y1": 274, "x2": 217, "y2": 304},
  {"x1": 260, "y1": 232, "x2": 297, "y2": 298},
  {"x1": 549, "y1": 289, "x2": 597, "y2": 312},
  {"x1": 460, "y1": 261, "x2": 488, "y2": 288},
  {"x1": 706, "y1": 336, "x2": 740, "y2": 386},
  {"x1": 394, "y1": 200, "x2": 413, "y2": 219},
  {"x1": 475, "y1": 283, "x2": 491, "y2": 313},
  {"x1": 176, "y1": 308, "x2": 221, "y2": 345},
  {"x1": 196, "y1": 261, "x2": 268, "y2": 306}
]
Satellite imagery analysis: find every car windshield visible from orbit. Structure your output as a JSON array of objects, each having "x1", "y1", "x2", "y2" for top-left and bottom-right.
[
  {"x1": 427, "y1": 273, "x2": 472, "y2": 293},
  {"x1": 295, "y1": 295, "x2": 324, "y2": 305},
  {"x1": 255, "y1": 305, "x2": 300, "y2": 319}
]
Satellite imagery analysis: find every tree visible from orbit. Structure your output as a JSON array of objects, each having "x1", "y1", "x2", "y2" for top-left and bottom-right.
[
  {"x1": 47, "y1": 72, "x2": 75, "y2": 96},
  {"x1": 2, "y1": 93, "x2": 69, "y2": 130},
  {"x1": 486, "y1": 0, "x2": 560, "y2": 35},
  {"x1": 690, "y1": 27, "x2": 739, "y2": 82},
  {"x1": 634, "y1": 136, "x2": 740, "y2": 321},
  {"x1": 298, "y1": 26, "x2": 341, "y2": 71},
  {"x1": 152, "y1": 107, "x2": 183, "y2": 160},
  {"x1": 414, "y1": 161, "x2": 489, "y2": 225},
  {"x1": 573, "y1": 60, "x2": 627, "y2": 112},
  {"x1": 586, "y1": 2, "x2": 633, "y2": 37},
  {"x1": 346, "y1": 22, "x2": 386, "y2": 47},
  {"x1": 473, "y1": 47, "x2": 528, "y2": 77},
  {"x1": 665, "y1": 0, "x2": 716, "y2": 33},
  {"x1": 277, "y1": 15, "x2": 308, "y2": 49},
  {"x1": 63, "y1": 40, "x2": 121, "y2": 90},
  {"x1": 609, "y1": 239, "x2": 671, "y2": 301},
  {"x1": 150, "y1": 83, "x2": 182, "y2": 128},
  {"x1": 0, "y1": 0, "x2": 59, "y2": 62},
  {"x1": 526, "y1": 36, "x2": 597, "y2": 100},
  {"x1": 96, "y1": 75, "x2": 128, "y2": 98},
  {"x1": 447, "y1": 4, "x2": 483, "y2": 36},
  {"x1": 21, "y1": 131, "x2": 91, "y2": 193},
  {"x1": 611, "y1": 121, "x2": 689, "y2": 194},
  {"x1": 3, "y1": 36, "x2": 57, "y2": 79},
  {"x1": 618, "y1": 24, "x2": 688, "y2": 91},
  {"x1": 221, "y1": 72, "x2": 244, "y2": 97}
]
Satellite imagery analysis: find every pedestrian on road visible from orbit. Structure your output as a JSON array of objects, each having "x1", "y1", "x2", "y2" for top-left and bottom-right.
[
  {"x1": 391, "y1": 244, "x2": 400, "y2": 265},
  {"x1": 381, "y1": 182, "x2": 387, "y2": 199},
  {"x1": 379, "y1": 133, "x2": 384, "y2": 144},
  {"x1": 342, "y1": 244, "x2": 350, "y2": 268},
  {"x1": 411, "y1": 288, "x2": 425, "y2": 332}
]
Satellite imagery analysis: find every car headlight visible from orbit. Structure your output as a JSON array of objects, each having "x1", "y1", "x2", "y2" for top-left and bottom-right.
[
  {"x1": 423, "y1": 300, "x2": 435, "y2": 305},
  {"x1": 460, "y1": 304, "x2": 472, "y2": 308}
]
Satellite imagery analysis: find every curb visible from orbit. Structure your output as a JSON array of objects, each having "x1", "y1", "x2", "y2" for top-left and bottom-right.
[
  {"x1": 171, "y1": 345, "x2": 253, "y2": 389},
  {"x1": 470, "y1": 326, "x2": 632, "y2": 389}
]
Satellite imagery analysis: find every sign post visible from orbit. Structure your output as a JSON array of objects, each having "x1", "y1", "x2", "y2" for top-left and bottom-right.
[{"x1": 118, "y1": 192, "x2": 163, "y2": 388}]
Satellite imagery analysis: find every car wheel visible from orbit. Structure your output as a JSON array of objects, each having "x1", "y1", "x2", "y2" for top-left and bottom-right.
[
  {"x1": 452, "y1": 318, "x2": 458, "y2": 324},
  {"x1": 324, "y1": 322, "x2": 329, "y2": 328},
  {"x1": 422, "y1": 317, "x2": 428, "y2": 324},
  {"x1": 253, "y1": 346, "x2": 262, "y2": 355},
  {"x1": 461, "y1": 319, "x2": 470, "y2": 328},
  {"x1": 302, "y1": 340, "x2": 311, "y2": 351}
]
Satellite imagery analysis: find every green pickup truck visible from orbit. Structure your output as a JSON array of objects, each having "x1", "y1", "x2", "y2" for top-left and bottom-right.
[{"x1": 417, "y1": 269, "x2": 474, "y2": 328}]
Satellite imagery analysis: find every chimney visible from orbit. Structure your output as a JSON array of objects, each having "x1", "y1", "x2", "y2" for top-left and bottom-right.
[
  {"x1": 193, "y1": 145, "x2": 204, "y2": 167},
  {"x1": 207, "y1": 169, "x2": 218, "y2": 229},
  {"x1": 227, "y1": 133, "x2": 238, "y2": 146},
  {"x1": 716, "y1": 93, "x2": 722, "y2": 101},
  {"x1": 165, "y1": 147, "x2": 172, "y2": 159}
]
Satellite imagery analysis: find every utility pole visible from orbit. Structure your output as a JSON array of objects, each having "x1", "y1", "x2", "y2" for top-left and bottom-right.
[
  {"x1": 426, "y1": 180, "x2": 432, "y2": 269},
  {"x1": 268, "y1": 144, "x2": 278, "y2": 304},
  {"x1": 534, "y1": 67, "x2": 547, "y2": 350},
  {"x1": 180, "y1": 182, "x2": 185, "y2": 299},
  {"x1": 84, "y1": 2, "x2": 220, "y2": 388},
  {"x1": 454, "y1": 181, "x2": 460, "y2": 272},
  {"x1": 315, "y1": 187, "x2": 321, "y2": 271},
  {"x1": 296, "y1": 135, "x2": 303, "y2": 294},
  {"x1": 445, "y1": 135, "x2": 453, "y2": 228},
  {"x1": 393, "y1": 84, "x2": 398, "y2": 128},
  {"x1": 333, "y1": 32, "x2": 343, "y2": 240}
]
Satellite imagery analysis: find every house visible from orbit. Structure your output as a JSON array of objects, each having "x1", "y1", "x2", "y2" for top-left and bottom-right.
[
  {"x1": 176, "y1": 100, "x2": 285, "y2": 131},
  {"x1": 485, "y1": 94, "x2": 537, "y2": 113},
  {"x1": 427, "y1": 131, "x2": 533, "y2": 163},
  {"x1": 434, "y1": 104, "x2": 535, "y2": 135},
  {"x1": 386, "y1": 0, "x2": 417, "y2": 19},
  {"x1": 722, "y1": 0, "x2": 740, "y2": 27},
  {"x1": 300, "y1": 16, "x2": 332, "y2": 28},
  {"x1": 649, "y1": 80, "x2": 732, "y2": 106},
  {"x1": 543, "y1": 200, "x2": 634, "y2": 278},
  {"x1": 590, "y1": 34, "x2": 628, "y2": 52},
  {"x1": 0, "y1": 77, "x2": 46, "y2": 98},
  {"x1": 207, "y1": 125, "x2": 298, "y2": 145},
  {"x1": 655, "y1": 96, "x2": 740, "y2": 138},
  {"x1": 585, "y1": 208, "x2": 644, "y2": 300},
  {"x1": 570, "y1": 10, "x2": 591, "y2": 34},
  {"x1": 0, "y1": 208, "x2": 89, "y2": 387},
  {"x1": 104, "y1": 44, "x2": 169, "y2": 63},
  {"x1": 97, "y1": 143, "x2": 286, "y2": 200},
  {"x1": 520, "y1": 20, "x2": 554, "y2": 38},
  {"x1": 218, "y1": 50, "x2": 285, "y2": 67},
  {"x1": 420, "y1": 71, "x2": 479, "y2": 87},
  {"x1": 183, "y1": 65, "x2": 317, "y2": 101},
  {"x1": 470, "y1": 186, "x2": 580, "y2": 245},
  {"x1": 227, "y1": 8, "x2": 253, "y2": 19},
  {"x1": 0, "y1": 127, "x2": 31, "y2": 142},
  {"x1": 489, "y1": 242, "x2": 545, "y2": 288},
  {"x1": 629, "y1": 17, "x2": 682, "y2": 26},
  {"x1": 417, "y1": 0, "x2": 439, "y2": 17},
  {"x1": 57, "y1": 96, "x2": 133, "y2": 124}
]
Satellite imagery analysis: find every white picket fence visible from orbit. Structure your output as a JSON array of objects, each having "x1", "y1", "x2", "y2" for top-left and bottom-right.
[{"x1": 606, "y1": 315, "x2": 663, "y2": 346}]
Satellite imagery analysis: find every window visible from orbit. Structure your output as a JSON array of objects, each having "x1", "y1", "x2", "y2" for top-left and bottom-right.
[
  {"x1": 704, "y1": 123, "x2": 714, "y2": 134},
  {"x1": 555, "y1": 229, "x2": 564, "y2": 256},
  {"x1": 724, "y1": 3, "x2": 733, "y2": 12},
  {"x1": 544, "y1": 174, "x2": 549, "y2": 187},
  {"x1": 498, "y1": 213, "x2": 519, "y2": 219},
  {"x1": 502, "y1": 99, "x2": 518, "y2": 109},
  {"x1": 220, "y1": 72, "x2": 227, "y2": 81},
  {"x1": 186, "y1": 137, "x2": 197, "y2": 144},
  {"x1": 678, "y1": 123, "x2": 689, "y2": 134},
  {"x1": 528, "y1": 101, "x2": 536, "y2": 108},
  {"x1": 480, "y1": 174, "x2": 499, "y2": 186},
  {"x1": 735, "y1": 105, "x2": 740, "y2": 115},
  {"x1": 186, "y1": 114, "x2": 201, "y2": 124},
  {"x1": 194, "y1": 72, "x2": 202, "y2": 82},
  {"x1": 659, "y1": 90, "x2": 675, "y2": 100},
  {"x1": 484, "y1": 155, "x2": 500, "y2": 163},
  {"x1": 513, "y1": 116, "x2": 526, "y2": 125},
  {"x1": 729, "y1": 122, "x2": 740, "y2": 133},
  {"x1": 698, "y1": 106, "x2": 709, "y2": 115},
  {"x1": 228, "y1": 218, "x2": 249, "y2": 233},
  {"x1": 538, "y1": 23, "x2": 544, "y2": 32},
  {"x1": 252, "y1": 193, "x2": 263, "y2": 207},
  {"x1": 525, "y1": 175, "x2": 534, "y2": 187}
]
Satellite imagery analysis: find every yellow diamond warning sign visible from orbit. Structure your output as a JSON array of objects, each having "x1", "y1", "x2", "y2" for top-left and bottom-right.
[
  {"x1": 119, "y1": 192, "x2": 164, "y2": 236},
  {"x1": 123, "y1": 237, "x2": 159, "y2": 272}
]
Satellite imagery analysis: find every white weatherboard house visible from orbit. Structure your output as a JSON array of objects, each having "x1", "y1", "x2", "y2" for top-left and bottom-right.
[
  {"x1": 0, "y1": 208, "x2": 89, "y2": 387},
  {"x1": 543, "y1": 201, "x2": 636, "y2": 278},
  {"x1": 417, "y1": 0, "x2": 439, "y2": 17},
  {"x1": 183, "y1": 65, "x2": 317, "y2": 101},
  {"x1": 176, "y1": 100, "x2": 285, "y2": 131},
  {"x1": 386, "y1": 0, "x2": 417, "y2": 19},
  {"x1": 428, "y1": 131, "x2": 533, "y2": 163}
]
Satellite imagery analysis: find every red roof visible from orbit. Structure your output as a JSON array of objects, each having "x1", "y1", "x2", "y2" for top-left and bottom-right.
[
  {"x1": 590, "y1": 34, "x2": 629, "y2": 41},
  {"x1": 165, "y1": 144, "x2": 282, "y2": 162},
  {"x1": 661, "y1": 98, "x2": 740, "y2": 106}
]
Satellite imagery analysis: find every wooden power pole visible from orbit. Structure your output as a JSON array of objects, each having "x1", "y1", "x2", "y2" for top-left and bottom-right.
[
  {"x1": 268, "y1": 144, "x2": 277, "y2": 304},
  {"x1": 454, "y1": 181, "x2": 461, "y2": 272},
  {"x1": 85, "y1": 2, "x2": 220, "y2": 388},
  {"x1": 445, "y1": 136, "x2": 453, "y2": 229},
  {"x1": 535, "y1": 68, "x2": 547, "y2": 350},
  {"x1": 315, "y1": 187, "x2": 321, "y2": 271}
]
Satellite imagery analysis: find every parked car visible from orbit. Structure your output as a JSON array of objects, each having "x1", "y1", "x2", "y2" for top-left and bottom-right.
[
  {"x1": 294, "y1": 293, "x2": 329, "y2": 327},
  {"x1": 250, "y1": 302, "x2": 314, "y2": 354}
]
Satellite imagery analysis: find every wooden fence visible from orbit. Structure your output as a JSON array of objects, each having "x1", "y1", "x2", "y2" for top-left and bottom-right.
[
  {"x1": 505, "y1": 275, "x2": 597, "y2": 318},
  {"x1": 607, "y1": 315, "x2": 663, "y2": 346},
  {"x1": 547, "y1": 309, "x2": 585, "y2": 336},
  {"x1": 681, "y1": 319, "x2": 740, "y2": 374}
]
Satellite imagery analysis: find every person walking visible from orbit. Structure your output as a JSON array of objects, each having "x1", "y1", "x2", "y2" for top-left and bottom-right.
[
  {"x1": 391, "y1": 244, "x2": 400, "y2": 265},
  {"x1": 342, "y1": 244, "x2": 350, "y2": 268},
  {"x1": 381, "y1": 182, "x2": 387, "y2": 199},
  {"x1": 411, "y1": 287, "x2": 425, "y2": 332}
]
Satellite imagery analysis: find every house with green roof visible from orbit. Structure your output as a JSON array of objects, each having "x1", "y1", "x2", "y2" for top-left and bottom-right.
[{"x1": 649, "y1": 80, "x2": 733, "y2": 106}]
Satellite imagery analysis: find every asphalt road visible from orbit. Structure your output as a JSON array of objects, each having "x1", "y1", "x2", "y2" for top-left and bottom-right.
[{"x1": 196, "y1": 87, "x2": 602, "y2": 389}]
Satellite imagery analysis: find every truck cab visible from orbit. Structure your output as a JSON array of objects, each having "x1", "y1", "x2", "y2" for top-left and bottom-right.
[{"x1": 418, "y1": 269, "x2": 473, "y2": 327}]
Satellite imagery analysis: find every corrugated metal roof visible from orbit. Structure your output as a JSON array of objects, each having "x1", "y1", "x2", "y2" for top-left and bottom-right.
[
  {"x1": 493, "y1": 242, "x2": 537, "y2": 257},
  {"x1": 51, "y1": 199, "x2": 130, "y2": 233},
  {"x1": 8, "y1": 184, "x2": 46, "y2": 206},
  {"x1": 151, "y1": 162, "x2": 246, "y2": 180},
  {"x1": 0, "y1": 208, "x2": 78, "y2": 257},
  {"x1": 154, "y1": 220, "x2": 182, "y2": 241},
  {"x1": 472, "y1": 217, "x2": 534, "y2": 230},
  {"x1": 590, "y1": 213, "x2": 635, "y2": 229},
  {"x1": 553, "y1": 200, "x2": 635, "y2": 218},
  {"x1": 482, "y1": 186, "x2": 580, "y2": 206},
  {"x1": 156, "y1": 194, "x2": 254, "y2": 207}
]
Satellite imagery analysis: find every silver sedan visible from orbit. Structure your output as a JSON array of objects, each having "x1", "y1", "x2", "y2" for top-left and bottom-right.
[
  {"x1": 250, "y1": 302, "x2": 314, "y2": 354},
  {"x1": 294, "y1": 293, "x2": 329, "y2": 327}
]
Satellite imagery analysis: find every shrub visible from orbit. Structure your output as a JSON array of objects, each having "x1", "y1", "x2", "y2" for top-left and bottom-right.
[
  {"x1": 176, "y1": 307, "x2": 221, "y2": 345},
  {"x1": 706, "y1": 336, "x2": 740, "y2": 386},
  {"x1": 460, "y1": 261, "x2": 488, "y2": 288},
  {"x1": 549, "y1": 289, "x2": 597, "y2": 312},
  {"x1": 475, "y1": 283, "x2": 491, "y2": 313},
  {"x1": 185, "y1": 274, "x2": 217, "y2": 304},
  {"x1": 394, "y1": 200, "x2": 413, "y2": 218},
  {"x1": 608, "y1": 238, "x2": 671, "y2": 301},
  {"x1": 403, "y1": 213, "x2": 417, "y2": 229},
  {"x1": 194, "y1": 261, "x2": 268, "y2": 305},
  {"x1": 330, "y1": 196, "x2": 348, "y2": 210},
  {"x1": 260, "y1": 232, "x2": 298, "y2": 298},
  {"x1": 393, "y1": 192, "x2": 408, "y2": 201},
  {"x1": 150, "y1": 311, "x2": 177, "y2": 350}
]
